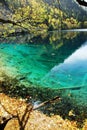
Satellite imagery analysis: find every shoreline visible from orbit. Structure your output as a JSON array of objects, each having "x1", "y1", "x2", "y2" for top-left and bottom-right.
[{"x1": 0, "y1": 93, "x2": 87, "y2": 130}]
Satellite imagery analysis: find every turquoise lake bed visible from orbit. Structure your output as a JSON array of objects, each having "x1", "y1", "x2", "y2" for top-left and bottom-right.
[{"x1": 0, "y1": 30, "x2": 87, "y2": 122}]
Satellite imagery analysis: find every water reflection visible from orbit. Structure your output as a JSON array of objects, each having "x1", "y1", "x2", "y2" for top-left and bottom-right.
[
  {"x1": 0, "y1": 31, "x2": 86, "y2": 85},
  {"x1": 40, "y1": 35, "x2": 87, "y2": 106},
  {"x1": 42, "y1": 41, "x2": 87, "y2": 88},
  {"x1": 65, "y1": 42, "x2": 87, "y2": 63},
  {"x1": 0, "y1": 30, "x2": 87, "y2": 106}
]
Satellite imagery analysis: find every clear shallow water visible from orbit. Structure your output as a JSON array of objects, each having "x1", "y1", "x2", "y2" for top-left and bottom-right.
[{"x1": 0, "y1": 30, "x2": 87, "y2": 107}]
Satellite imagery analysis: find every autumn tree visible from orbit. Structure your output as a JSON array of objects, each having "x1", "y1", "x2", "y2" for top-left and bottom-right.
[{"x1": 0, "y1": 0, "x2": 87, "y2": 36}]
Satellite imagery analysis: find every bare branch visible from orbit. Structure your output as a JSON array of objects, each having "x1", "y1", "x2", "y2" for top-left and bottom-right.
[
  {"x1": 76, "y1": 0, "x2": 87, "y2": 6},
  {"x1": 0, "y1": 18, "x2": 30, "y2": 32}
]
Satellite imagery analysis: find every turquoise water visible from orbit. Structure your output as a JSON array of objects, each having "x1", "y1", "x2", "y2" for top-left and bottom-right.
[{"x1": 0, "y1": 31, "x2": 87, "y2": 108}]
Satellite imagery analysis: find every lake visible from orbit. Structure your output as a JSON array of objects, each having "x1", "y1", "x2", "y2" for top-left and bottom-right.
[{"x1": 0, "y1": 30, "x2": 87, "y2": 119}]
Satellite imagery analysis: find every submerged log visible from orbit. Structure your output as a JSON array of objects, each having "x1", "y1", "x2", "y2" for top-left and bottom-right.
[{"x1": 33, "y1": 96, "x2": 61, "y2": 110}]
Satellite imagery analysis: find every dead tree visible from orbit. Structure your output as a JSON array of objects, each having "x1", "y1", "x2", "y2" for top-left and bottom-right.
[{"x1": 0, "y1": 96, "x2": 61, "y2": 130}]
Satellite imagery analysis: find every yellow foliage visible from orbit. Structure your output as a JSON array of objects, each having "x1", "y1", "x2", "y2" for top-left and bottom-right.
[{"x1": 0, "y1": 0, "x2": 81, "y2": 36}]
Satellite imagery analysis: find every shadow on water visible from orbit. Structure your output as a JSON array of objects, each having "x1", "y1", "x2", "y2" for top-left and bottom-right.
[
  {"x1": 0, "y1": 30, "x2": 87, "y2": 127},
  {"x1": 0, "y1": 74, "x2": 87, "y2": 128}
]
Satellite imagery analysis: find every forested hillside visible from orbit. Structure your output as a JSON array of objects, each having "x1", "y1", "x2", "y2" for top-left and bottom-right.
[
  {"x1": 0, "y1": 0, "x2": 87, "y2": 37},
  {"x1": 44, "y1": 0, "x2": 87, "y2": 20}
]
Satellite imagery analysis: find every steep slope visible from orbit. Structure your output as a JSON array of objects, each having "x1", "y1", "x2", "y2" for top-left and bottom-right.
[
  {"x1": 60, "y1": 0, "x2": 87, "y2": 21},
  {"x1": 0, "y1": 2, "x2": 12, "y2": 19},
  {"x1": 43, "y1": 0, "x2": 87, "y2": 21},
  {"x1": 0, "y1": 0, "x2": 86, "y2": 21}
]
